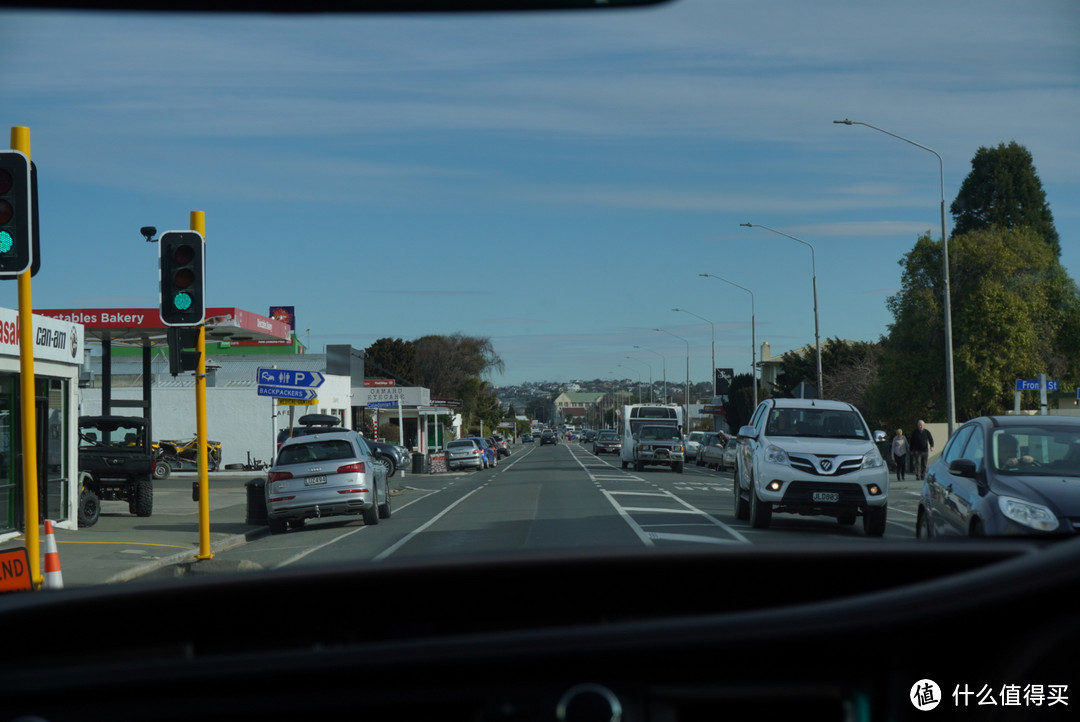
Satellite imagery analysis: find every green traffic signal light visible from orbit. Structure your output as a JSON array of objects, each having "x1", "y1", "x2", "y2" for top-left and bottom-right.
[
  {"x1": 0, "y1": 152, "x2": 33, "y2": 275},
  {"x1": 158, "y1": 230, "x2": 205, "y2": 326}
]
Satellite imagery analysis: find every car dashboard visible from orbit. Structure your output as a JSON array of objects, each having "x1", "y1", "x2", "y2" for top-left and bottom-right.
[{"x1": 0, "y1": 539, "x2": 1076, "y2": 722}]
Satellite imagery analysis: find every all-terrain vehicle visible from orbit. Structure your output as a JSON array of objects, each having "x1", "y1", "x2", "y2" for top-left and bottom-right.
[{"x1": 78, "y1": 415, "x2": 158, "y2": 527}]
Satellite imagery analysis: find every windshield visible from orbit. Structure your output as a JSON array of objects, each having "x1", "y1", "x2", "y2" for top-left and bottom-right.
[{"x1": 0, "y1": 0, "x2": 1076, "y2": 601}]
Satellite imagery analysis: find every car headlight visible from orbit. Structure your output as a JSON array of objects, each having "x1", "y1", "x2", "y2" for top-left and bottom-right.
[
  {"x1": 764, "y1": 445, "x2": 790, "y2": 465},
  {"x1": 998, "y1": 496, "x2": 1059, "y2": 532},
  {"x1": 861, "y1": 448, "x2": 885, "y2": 469}
]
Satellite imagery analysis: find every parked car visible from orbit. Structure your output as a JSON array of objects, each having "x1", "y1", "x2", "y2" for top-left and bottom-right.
[
  {"x1": 685, "y1": 431, "x2": 707, "y2": 461},
  {"x1": 266, "y1": 430, "x2": 390, "y2": 534},
  {"x1": 592, "y1": 429, "x2": 621, "y2": 455},
  {"x1": 721, "y1": 437, "x2": 738, "y2": 472},
  {"x1": 540, "y1": 429, "x2": 558, "y2": 446},
  {"x1": 917, "y1": 415, "x2": 1080, "y2": 537},
  {"x1": 696, "y1": 432, "x2": 726, "y2": 469},
  {"x1": 445, "y1": 438, "x2": 486, "y2": 471},
  {"x1": 490, "y1": 434, "x2": 511, "y2": 458},
  {"x1": 276, "y1": 413, "x2": 406, "y2": 478},
  {"x1": 734, "y1": 398, "x2": 888, "y2": 536},
  {"x1": 467, "y1": 436, "x2": 498, "y2": 467}
]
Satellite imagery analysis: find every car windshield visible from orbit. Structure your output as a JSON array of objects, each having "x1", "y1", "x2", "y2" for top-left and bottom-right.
[
  {"x1": 768, "y1": 409, "x2": 867, "y2": 440},
  {"x1": 1, "y1": 5, "x2": 1079, "y2": 696},
  {"x1": 991, "y1": 426, "x2": 1080, "y2": 476},
  {"x1": 639, "y1": 426, "x2": 681, "y2": 441},
  {"x1": 277, "y1": 439, "x2": 355, "y2": 465}
]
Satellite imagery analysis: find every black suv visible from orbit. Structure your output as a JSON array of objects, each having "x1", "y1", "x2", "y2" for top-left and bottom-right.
[
  {"x1": 78, "y1": 415, "x2": 158, "y2": 526},
  {"x1": 277, "y1": 414, "x2": 408, "y2": 477},
  {"x1": 540, "y1": 429, "x2": 558, "y2": 445}
]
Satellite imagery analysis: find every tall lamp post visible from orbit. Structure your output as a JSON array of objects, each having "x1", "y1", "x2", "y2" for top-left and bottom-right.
[
  {"x1": 699, "y1": 273, "x2": 757, "y2": 408},
  {"x1": 617, "y1": 363, "x2": 643, "y2": 404},
  {"x1": 740, "y1": 223, "x2": 823, "y2": 398},
  {"x1": 672, "y1": 308, "x2": 715, "y2": 399},
  {"x1": 834, "y1": 118, "x2": 955, "y2": 434},
  {"x1": 633, "y1": 345, "x2": 667, "y2": 402},
  {"x1": 654, "y1": 328, "x2": 690, "y2": 427},
  {"x1": 625, "y1": 356, "x2": 654, "y2": 402}
]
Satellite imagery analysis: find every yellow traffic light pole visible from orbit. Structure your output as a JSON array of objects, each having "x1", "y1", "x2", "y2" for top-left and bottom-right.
[
  {"x1": 190, "y1": 210, "x2": 212, "y2": 560},
  {"x1": 10, "y1": 127, "x2": 41, "y2": 588}
]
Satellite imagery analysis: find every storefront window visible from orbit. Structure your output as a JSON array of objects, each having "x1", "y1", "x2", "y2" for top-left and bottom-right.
[
  {"x1": 0, "y1": 376, "x2": 12, "y2": 531},
  {"x1": 42, "y1": 378, "x2": 68, "y2": 521}
]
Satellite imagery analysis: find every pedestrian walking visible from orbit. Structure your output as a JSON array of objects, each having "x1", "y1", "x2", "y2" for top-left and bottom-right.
[
  {"x1": 909, "y1": 420, "x2": 935, "y2": 481},
  {"x1": 891, "y1": 429, "x2": 909, "y2": 481}
]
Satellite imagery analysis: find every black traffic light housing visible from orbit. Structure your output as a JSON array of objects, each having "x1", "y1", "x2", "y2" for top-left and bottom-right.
[
  {"x1": 166, "y1": 327, "x2": 200, "y2": 376},
  {"x1": 0, "y1": 150, "x2": 34, "y2": 276},
  {"x1": 158, "y1": 230, "x2": 205, "y2": 326}
]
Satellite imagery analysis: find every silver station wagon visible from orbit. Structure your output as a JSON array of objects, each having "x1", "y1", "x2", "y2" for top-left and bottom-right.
[{"x1": 266, "y1": 430, "x2": 390, "y2": 534}]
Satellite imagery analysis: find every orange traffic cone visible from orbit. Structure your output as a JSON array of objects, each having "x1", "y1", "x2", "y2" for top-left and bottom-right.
[{"x1": 43, "y1": 519, "x2": 63, "y2": 590}]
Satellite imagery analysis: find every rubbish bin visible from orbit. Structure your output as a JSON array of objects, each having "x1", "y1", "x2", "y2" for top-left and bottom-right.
[
  {"x1": 411, "y1": 452, "x2": 427, "y2": 474},
  {"x1": 245, "y1": 477, "x2": 268, "y2": 526}
]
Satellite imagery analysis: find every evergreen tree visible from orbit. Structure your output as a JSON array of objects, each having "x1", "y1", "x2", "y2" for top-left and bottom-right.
[{"x1": 950, "y1": 141, "x2": 1060, "y2": 255}]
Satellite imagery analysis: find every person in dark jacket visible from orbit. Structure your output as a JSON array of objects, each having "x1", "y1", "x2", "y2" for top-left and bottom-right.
[{"x1": 909, "y1": 419, "x2": 935, "y2": 481}]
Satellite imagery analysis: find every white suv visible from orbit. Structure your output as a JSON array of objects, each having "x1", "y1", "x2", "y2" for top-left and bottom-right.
[{"x1": 734, "y1": 398, "x2": 889, "y2": 536}]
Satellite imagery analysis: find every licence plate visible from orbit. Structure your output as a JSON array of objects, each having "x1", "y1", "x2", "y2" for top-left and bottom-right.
[
  {"x1": 813, "y1": 491, "x2": 840, "y2": 503},
  {"x1": 304, "y1": 475, "x2": 327, "y2": 486}
]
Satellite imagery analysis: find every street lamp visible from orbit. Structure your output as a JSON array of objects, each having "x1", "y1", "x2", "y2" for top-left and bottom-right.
[
  {"x1": 834, "y1": 118, "x2": 955, "y2": 433},
  {"x1": 624, "y1": 356, "x2": 654, "y2": 402},
  {"x1": 633, "y1": 345, "x2": 667, "y2": 402},
  {"x1": 654, "y1": 328, "x2": 690, "y2": 427},
  {"x1": 740, "y1": 223, "x2": 823, "y2": 398},
  {"x1": 672, "y1": 308, "x2": 715, "y2": 399},
  {"x1": 699, "y1": 273, "x2": 757, "y2": 408},
  {"x1": 617, "y1": 363, "x2": 643, "y2": 404}
]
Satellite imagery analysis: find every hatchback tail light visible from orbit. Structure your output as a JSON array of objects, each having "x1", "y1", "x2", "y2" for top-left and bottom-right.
[
  {"x1": 268, "y1": 471, "x2": 293, "y2": 482},
  {"x1": 337, "y1": 461, "x2": 367, "y2": 474}
]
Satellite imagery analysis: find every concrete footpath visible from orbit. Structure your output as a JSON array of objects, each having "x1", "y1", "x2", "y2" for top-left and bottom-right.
[{"x1": 0, "y1": 471, "x2": 272, "y2": 588}]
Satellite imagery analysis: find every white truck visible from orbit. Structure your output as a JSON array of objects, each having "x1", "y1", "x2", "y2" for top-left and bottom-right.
[{"x1": 619, "y1": 404, "x2": 685, "y2": 473}]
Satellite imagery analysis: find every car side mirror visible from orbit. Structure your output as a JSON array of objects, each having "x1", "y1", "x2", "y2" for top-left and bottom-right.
[
  {"x1": 737, "y1": 425, "x2": 757, "y2": 440},
  {"x1": 874, "y1": 430, "x2": 887, "y2": 443},
  {"x1": 949, "y1": 458, "x2": 977, "y2": 478}
]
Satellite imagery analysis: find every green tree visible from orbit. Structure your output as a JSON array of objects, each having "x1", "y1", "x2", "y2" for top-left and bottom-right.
[
  {"x1": 363, "y1": 337, "x2": 417, "y2": 385},
  {"x1": 721, "y1": 373, "x2": 758, "y2": 432},
  {"x1": 950, "y1": 141, "x2": 1060, "y2": 255},
  {"x1": 775, "y1": 338, "x2": 881, "y2": 411},
  {"x1": 872, "y1": 227, "x2": 1080, "y2": 427}
]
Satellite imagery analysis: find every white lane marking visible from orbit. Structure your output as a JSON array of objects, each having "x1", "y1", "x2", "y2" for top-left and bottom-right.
[{"x1": 568, "y1": 445, "x2": 750, "y2": 545}]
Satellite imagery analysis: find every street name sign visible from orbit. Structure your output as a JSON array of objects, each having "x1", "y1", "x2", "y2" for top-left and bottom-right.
[{"x1": 1016, "y1": 379, "x2": 1058, "y2": 392}]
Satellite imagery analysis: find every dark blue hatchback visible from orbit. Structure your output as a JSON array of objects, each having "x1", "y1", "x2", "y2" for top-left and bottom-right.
[{"x1": 917, "y1": 415, "x2": 1080, "y2": 537}]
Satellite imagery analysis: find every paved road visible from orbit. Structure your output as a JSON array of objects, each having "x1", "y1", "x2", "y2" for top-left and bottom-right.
[{"x1": 1, "y1": 441, "x2": 922, "y2": 588}]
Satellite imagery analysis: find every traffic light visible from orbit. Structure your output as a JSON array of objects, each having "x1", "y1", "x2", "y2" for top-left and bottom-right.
[
  {"x1": 158, "y1": 230, "x2": 205, "y2": 326},
  {"x1": 0, "y1": 150, "x2": 33, "y2": 276}
]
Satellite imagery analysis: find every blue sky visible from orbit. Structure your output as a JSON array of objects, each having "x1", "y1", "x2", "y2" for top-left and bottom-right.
[{"x1": 1, "y1": 0, "x2": 1077, "y2": 387}]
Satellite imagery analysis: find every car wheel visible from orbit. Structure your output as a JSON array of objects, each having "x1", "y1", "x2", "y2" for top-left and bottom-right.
[
  {"x1": 268, "y1": 517, "x2": 288, "y2": 535},
  {"x1": 153, "y1": 461, "x2": 171, "y2": 480},
  {"x1": 133, "y1": 480, "x2": 153, "y2": 517},
  {"x1": 376, "y1": 455, "x2": 394, "y2": 478},
  {"x1": 863, "y1": 506, "x2": 887, "y2": 537},
  {"x1": 378, "y1": 486, "x2": 392, "y2": 519},
  {"x1": 837, "y1": 514, "x2": 857, "y2": 526},
  {"x1": 749, "y1": 484, "x2": 771, "y2": 529},
  {"x1": 362, "y1": 498, "x2": 380, "y2": 525},
  {"x1": 288, "y1": 518, "x2": 306, "y2": 530},
  {"x1": 634, "y1": 460, "x2": 644, "y2": 472},
  {"x1": 970, "y1": 518, "x2": 985, "y2": 537},
  {"x1": 916, "y1": 508, "x2": 931, "y2": 538},
  {"x1": 733, "y1": 474, "x2": 749, "y2": 520},
  {"x1": 672, "y1": 461, "x2": 683, "y2": 473},
  {"x1": 78, "y1": 488, "x2": 100, "y2": 528}
]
